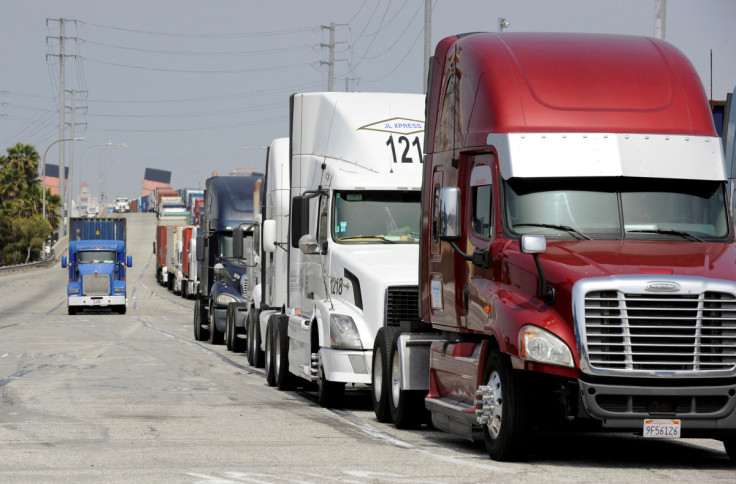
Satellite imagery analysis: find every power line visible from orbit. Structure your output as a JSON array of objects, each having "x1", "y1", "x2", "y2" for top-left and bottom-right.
[
  {"x1": 83, "y1": 57, "x2": 314, "y2": 74},
  {"x1": 86, "y1": 115, "x2": 286, "y2": 133},
  {"x1": 81, "y1": 39, "x2": 314, "y2": 57},
  {"x1": 86, "y1": 81, "x2": 323, "y2": 104},
  {"x1": 80, "y1": 21, "x2": 318, "y2": 38}
]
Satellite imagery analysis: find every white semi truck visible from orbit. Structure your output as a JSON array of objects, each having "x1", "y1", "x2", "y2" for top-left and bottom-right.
[{"x1": 249, "y1": 92, "x2": 425, "y2": 408}]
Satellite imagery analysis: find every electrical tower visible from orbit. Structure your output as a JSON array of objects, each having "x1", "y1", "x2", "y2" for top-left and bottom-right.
[
  {"x1": 46, "y1": 18, "x2": 79, "y2": 237},
  {"x1": 321, "y1": 23, "x2": 347, "y2": 91}
]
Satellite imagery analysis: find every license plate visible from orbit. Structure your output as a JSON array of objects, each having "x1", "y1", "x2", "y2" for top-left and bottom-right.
[{"x1": 643, "y1": 419, "x2": 681, "y2": 438}]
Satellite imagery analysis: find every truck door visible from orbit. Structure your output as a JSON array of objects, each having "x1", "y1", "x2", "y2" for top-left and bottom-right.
[{"x1": 464, "y1": 154, "x2": 495, "y2": 333}]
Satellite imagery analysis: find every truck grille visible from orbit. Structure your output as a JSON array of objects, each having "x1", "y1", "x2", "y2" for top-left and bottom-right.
[
  {"x1": 83, "y1": 273, "x2": 110, "y2": 296},
  {"x1": 582, "y1": 290, "x2": 736, "y2": 373},
  {"x1": 241, "y1": 274, "x2": 248, "y2": 298},
  {"x1": 385, "y1": 286, "x2": 419, "y2": 326}
]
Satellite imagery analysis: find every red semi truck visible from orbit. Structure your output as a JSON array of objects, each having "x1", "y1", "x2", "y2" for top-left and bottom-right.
[{"x1": 375, "y1": 32, "x2": 736, "y2": 462}]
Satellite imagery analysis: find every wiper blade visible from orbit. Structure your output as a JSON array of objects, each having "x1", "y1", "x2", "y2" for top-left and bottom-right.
[
  {"x1": 626, "y1": 228, "x2": 703, "y2": 242},
  {"x1": 338, "y1": 235, "x2": 395, "y2": 244},
  {"x1": 513, "y1": 223, "x2": 591, "y2": 240}
]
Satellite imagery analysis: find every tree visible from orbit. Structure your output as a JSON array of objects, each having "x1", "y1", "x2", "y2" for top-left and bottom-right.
[
  {"x1": 19, "y1": 215, "x2": 51, "y2": 263},
  {"x1": 0, "y1": 143, "x2": 40, "y2": 183}
]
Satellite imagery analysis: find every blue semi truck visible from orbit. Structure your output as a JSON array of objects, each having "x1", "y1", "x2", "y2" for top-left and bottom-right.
[
  {"x1": 62, "y1": 217, "x2": 132, "y2": 315},
  {"x1": 193, "y1": 175, "x2": 262, "y2": 344}
]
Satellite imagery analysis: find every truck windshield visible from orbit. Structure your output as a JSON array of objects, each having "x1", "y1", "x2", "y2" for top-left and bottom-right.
[
  {"x1": 333, "y1": 190, "x2": 421, "y2": 243},
  {"x1": 505, "y1": 177, "x2": 729, "y2": 241},
  {"x1": 78, "y1": 251, "x2": 116, "y2": 264}
]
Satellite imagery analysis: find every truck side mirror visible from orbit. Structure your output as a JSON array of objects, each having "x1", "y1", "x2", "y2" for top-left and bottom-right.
[
  {"x1": 291, "y1": 196, "x2": 310, "y2": 249},
  {"x1": 439, "y1": 187, "x2": 461, "y2": 241},
  {"x1": 61, "y1": 256, "x2": 67, "y2": 268},
  {"x1": 298, "y1": 234, "x2": 320, "y2": 255},
  {"x1": 520, "y1": 234, "x2": 554, "y2": 304},
  {"x1": 263, "y1": 219, "x2": 276, "y2": 253},
  {"x1": 127, "y1": 255, "x2": 133, "y2": 267},
  {"x1": 233, "y1": 226, "x2": 244, "y2": 259},
  {"x1": 195, "y1": 234, "x2": 205, "y2": 261},
  {"x1": 214, "y1": 262, "x2": 226, "y2": 283},
  {"x1": 521, "y1": 234, "x2": 546, "y2": 254}
]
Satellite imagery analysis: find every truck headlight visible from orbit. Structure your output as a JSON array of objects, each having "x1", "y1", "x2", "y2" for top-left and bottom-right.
[
  {"x1": 216, "y1": 293, "x2": 238, "y2": 305},
  {"x1": 114, "y1": 287, "x2": 125, "y2": 293},
  {"x1": 69, "y1": 289, "x2": 80, "y2": 295},
  {"x1": 330, "y1": 314, "x2": 362, "y2": 350},
  {"x1": 519, "y1": 325, "x2": 574, "y2": 368}
]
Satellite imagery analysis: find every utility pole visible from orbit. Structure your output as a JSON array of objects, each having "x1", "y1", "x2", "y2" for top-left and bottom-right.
[
  {"x1": 655, "y1": 0, "x2": 667, "y2": 39},
  {"x1": 424, "y1": 0, "x2": 431, "y2": 93},
  {"x1": 321, "y1": 23, "x2": 347, "y2": 91},
  {"x1": 47, "y1": 18, "x2": 78, "y2": 237}
]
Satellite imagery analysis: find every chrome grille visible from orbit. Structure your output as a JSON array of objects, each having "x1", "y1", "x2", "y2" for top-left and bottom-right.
[
  {"x1": 385, "y1": 286, "x2": 419, "y2": 326},
  {"x1": 583, "y1": 290, "x2": 736, "y2": 373},
  {"x1": 241, "y1": 273, "x2": 248, "y2": 298},
  {"x1": 83, "y1": 273, "x2": 110, "y2": 296}
]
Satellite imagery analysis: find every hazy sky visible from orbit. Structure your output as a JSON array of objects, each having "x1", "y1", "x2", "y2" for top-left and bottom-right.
[{"x1": 1, "y1": 0, "x2": 734, "y2": 204}]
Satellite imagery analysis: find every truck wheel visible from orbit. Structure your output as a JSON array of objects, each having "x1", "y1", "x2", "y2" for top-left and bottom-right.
[
  {"x1": 372, "y1": 326, "x2": 396, "y2": 423},
  {"x1": 68, "y1": 306, "x2": 76, "y2": 315},
  {"x1": 247, "y1": 310, "x2": 264, "y2": 368},
  {"x1": 265, "y1": 317, "x2": 276, "y2": 386},
  {"x1": 724, "y1": 438, "x2": 736, "y2": 461},
  {"x1": 117, "y1": 305, "x2": 127, "y2": 315},
  {"x1": 181, "y1": 284, "x2": 187, "y2": 299},
  {"x1": 481, "y1": 349, "x2": 530, "y2": 461},
  {"x1": 193, "y1": 299, "x2": 209, "y2": 341},
  {"x1": 388, "y1": 329, "x2": 428, "y2": 428},
  {"x1": 317, "y1": 364, "x2": 345, "y2": 408},
  {"x1": 225, "y1": 303, "x2": 235, "y2": 351},
  {"x1": 208, "y1": 304, "x2": 224, "y2": 345},
  {"x1": 275, "y1": 316, "x2": 295, "y2": 391},
  {"x1": 226, "y1": 303, "x2": 246, "y2": 353}
]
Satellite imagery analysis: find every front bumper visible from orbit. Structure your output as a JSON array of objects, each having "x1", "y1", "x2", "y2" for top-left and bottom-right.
[
  {"x1": 580, "y1": 380, "x2": 736, "y2": 432},
  {"x1": 213, "y1": 306, "x2": 227, "y2": 332},
  {"x1": 68, "y1": 295, "x2": 126, "y2": 307},
  {"x1": 320, "y1": 348, "x2": 372, "y2": 385}
]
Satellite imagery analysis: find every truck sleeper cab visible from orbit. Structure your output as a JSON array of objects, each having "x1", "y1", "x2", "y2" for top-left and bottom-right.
[{"x1": 407, "y1": 32, "x2": 736, "y2": 462}]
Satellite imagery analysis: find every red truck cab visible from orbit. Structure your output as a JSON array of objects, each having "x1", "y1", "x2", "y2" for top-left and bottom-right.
[{"x1": 417, "y1": 32, "x2": 736, "y2": 461}]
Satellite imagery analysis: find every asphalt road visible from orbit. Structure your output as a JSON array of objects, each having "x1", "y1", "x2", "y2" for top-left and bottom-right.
[{"x1": 0, "y1": 212, "x2": 733, "y2": 483}]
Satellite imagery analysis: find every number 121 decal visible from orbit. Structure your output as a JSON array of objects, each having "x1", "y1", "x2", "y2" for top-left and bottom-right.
[{"x1": 387, "y1": 135, "x2": 423, "y2": 164}]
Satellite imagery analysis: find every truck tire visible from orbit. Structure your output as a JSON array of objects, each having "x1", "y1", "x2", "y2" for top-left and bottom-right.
[
  {"x1": 226, "y1": 303, "x2": 246, "y2": 353},
  {"x1": 68, "y1": 306, "x2": 76, "y2": 315},
  {"x1": 193, "y1": 298, "x2": 209, "y2": 341},
  {"x1": 265, "y1": 316, "x2": 276, "y2": 386},
  {"x1": 481, "y1": 349, "x2": 530, "y2": 462},
  {"x1": 275, "y1": 315, "x2": 296, "y2": 391},
  {"x1": 181, "y1": 284, "x2": 187, "y2": 299},
  {"x1": 208, "y1": 303, "x2": 224, "y2": 345},
  {"x1": 388, "y1": 329, "x2": 428, "y2": 428},
  {"x1": 247, "y1": 310, "x2": 264, "y2": 368},
  {"x1": 317, "y1": 364, "x2": 345, "y2": 408},
  {"x1": 117, "y1": 305, "x2": 127, "y2": 315},
  {"x1": 372, "y1": 326, "x2": 396, "y2": 423}
]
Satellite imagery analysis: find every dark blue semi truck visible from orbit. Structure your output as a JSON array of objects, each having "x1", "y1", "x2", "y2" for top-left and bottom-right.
[
  {"x1": 193, "y1": 175, "x2": 262, "y2": 344},
  {"x1": 62, "y1": 217, "x2": 132, "y2": 315}
]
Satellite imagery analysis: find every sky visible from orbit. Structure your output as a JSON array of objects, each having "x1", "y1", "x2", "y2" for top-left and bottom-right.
[{"x1": 1, "y1": 0, "x2": 735, "y2": 206}]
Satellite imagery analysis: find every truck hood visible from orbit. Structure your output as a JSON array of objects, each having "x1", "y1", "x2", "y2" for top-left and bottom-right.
[
  {"x1": 330, "y1": 244, "x2": 419, "y2": 289},
  {"x1": 327, "y1": 244, "x2": 419, "y2": 337},
  {"x1": 540, "y1": 240, "x2": 736, "y2": 282}
]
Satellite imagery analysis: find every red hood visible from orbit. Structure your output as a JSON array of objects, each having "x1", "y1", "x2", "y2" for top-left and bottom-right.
[{"x1": 541, "y1": 240, "x2": 736, "y2": 283}]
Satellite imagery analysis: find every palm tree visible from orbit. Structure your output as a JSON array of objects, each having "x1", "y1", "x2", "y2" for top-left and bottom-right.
[{"x1": 0, "y1": 143, "x2": 40, "y2": 183}]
